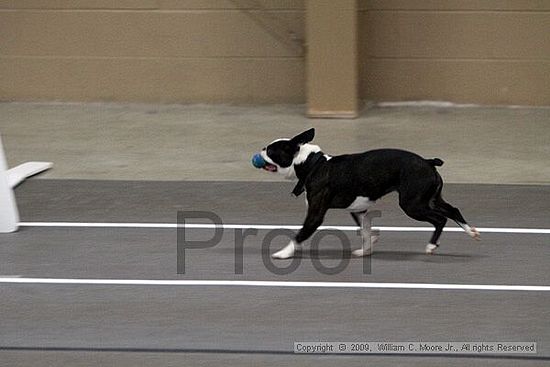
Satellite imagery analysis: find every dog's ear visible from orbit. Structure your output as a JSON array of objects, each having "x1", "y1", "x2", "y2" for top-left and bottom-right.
[{"x1": 290, "y1": 128, "x2": 315, "y2": 145}]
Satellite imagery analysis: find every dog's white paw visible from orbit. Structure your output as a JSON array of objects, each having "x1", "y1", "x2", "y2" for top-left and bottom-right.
[
  {"x1": 425, "y1": 243, "x2": 438, "y2": 254},
  {"x1": 461, "y1": 224, "x2": 481, "y2": 241},
  {"x1": 352, "y1": 248, "x2": 372, "y2": 257},
  {"x1": 354, "y1": 232, "x2": 378, "y2": 257},
  {"x1": 271, "y1": 242, "x2": 295, "y2": 259},
  {"x1": 468, "y1": 226, "x2": 481, "y2": 241}
]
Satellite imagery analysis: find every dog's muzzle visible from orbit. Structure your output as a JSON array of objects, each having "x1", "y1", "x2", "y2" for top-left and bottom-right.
[{"x1": 251, "y1": 153, "x2": 278, "y2": 172}]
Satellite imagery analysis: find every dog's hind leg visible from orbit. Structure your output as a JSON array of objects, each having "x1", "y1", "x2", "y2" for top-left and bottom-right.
[
  {"x1": 434, "y1": 199, "x2": 480, "y2": 240},
  {"x1": 351, "y1": 211, "x2": 381, "y2": 257},
  {"x1": 429, "y1": 173, "x2": 480, "y2": 240},
  {"x1": 425, "y1": 215, "x2": 447, "y2": 254},
  {"x1": 400, "y1": 197, "x2": 448, "y2": 254}
]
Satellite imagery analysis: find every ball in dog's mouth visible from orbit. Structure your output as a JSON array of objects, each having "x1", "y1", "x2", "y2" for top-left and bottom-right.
[{"x1": 251, "y1": 153, "x2": 278, "y2": 172}]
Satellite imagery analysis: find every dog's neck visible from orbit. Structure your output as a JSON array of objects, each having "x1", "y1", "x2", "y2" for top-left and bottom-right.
[
  {"x1": 291, "y1": 145, "x2": 327, "y2": 196},
  {"x1": 294, "y1": 151, "x2": 325, "y2": 180},
  {"x1": 293, "y1": 144, "x2": 322, "y2": 165}
]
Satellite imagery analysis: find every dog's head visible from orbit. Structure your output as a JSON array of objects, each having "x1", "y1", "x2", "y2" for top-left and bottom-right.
[{"x1": 258, "y1": 128, "x2": 320, "y2": 179}]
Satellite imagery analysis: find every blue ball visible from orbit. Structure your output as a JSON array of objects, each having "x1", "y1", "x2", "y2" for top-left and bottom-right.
[{"x1": 251, "y1": 153, "x2": 266, "y2": 168}]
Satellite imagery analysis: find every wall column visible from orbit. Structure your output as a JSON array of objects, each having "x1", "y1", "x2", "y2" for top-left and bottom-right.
[{"x1": 306, "y1": 0, "x2": 359, "y2": 118}]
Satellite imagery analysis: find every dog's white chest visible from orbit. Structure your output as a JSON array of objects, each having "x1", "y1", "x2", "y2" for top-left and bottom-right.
[{"x1": 346, "y1": 196, "x2": 375, "y2": 212}]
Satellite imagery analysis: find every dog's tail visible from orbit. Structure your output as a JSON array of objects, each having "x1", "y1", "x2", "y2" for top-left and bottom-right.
[{"x1": 426, "y1": 158, "x2": 444, "y2": 167}]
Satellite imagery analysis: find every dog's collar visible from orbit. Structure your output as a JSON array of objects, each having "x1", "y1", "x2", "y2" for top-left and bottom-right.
[{"x1": 292, "y1": 151, "x2": 325, "y2": 197}]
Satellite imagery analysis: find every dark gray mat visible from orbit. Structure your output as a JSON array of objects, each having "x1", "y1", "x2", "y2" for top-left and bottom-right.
[
  {"x1": 1, "y1": 179, "x2": 548, "y2": 364},
  {"x1": 0, "y1": 228, "x2": 548, "y2": 285},
  {"x1": 14, "y1": 179, "x2": 550, "y2": 228}
]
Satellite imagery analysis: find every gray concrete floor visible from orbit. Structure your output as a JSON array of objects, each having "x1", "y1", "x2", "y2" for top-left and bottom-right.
[
  {"x1": 1, "y1": 103, "x2": 549, "y2": 366},
  {"x1": 1, "y1": 180, "x2": 549, "y2": 366},
  {"x1": 1, "y1": 102, "x2": 549, "y2": 184}
]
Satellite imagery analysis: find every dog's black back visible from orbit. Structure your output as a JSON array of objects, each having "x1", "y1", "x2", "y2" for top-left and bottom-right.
[{"x1": 304, "y1": 149, "x2": 442, "y2": 209}]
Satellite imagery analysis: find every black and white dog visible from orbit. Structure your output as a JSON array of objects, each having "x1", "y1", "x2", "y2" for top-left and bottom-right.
[{"x1": 258, "y1": 128, "x2": 480, "y2": 259}]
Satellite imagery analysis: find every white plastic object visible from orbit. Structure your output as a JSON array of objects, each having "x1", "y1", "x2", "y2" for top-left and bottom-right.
[{"x1": 0, "y1": 134, "x2": 52, "y2": 233}]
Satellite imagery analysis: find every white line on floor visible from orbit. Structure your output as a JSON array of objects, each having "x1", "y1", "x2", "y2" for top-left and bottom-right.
[
  {"x1": 18, "y1": 222, "x2": 550, "y2": 234},
  {"x1": 0, "y1": 277, "x2": 548, "y2": 292}
]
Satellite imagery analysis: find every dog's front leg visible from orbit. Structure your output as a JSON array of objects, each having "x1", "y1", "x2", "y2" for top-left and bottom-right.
[
  {"x1": 272, "y1": 197, "x2": 329, "y2": 259},
  {"x1": 351, "y1": 211, "x2": 381, "y2": 257}
]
